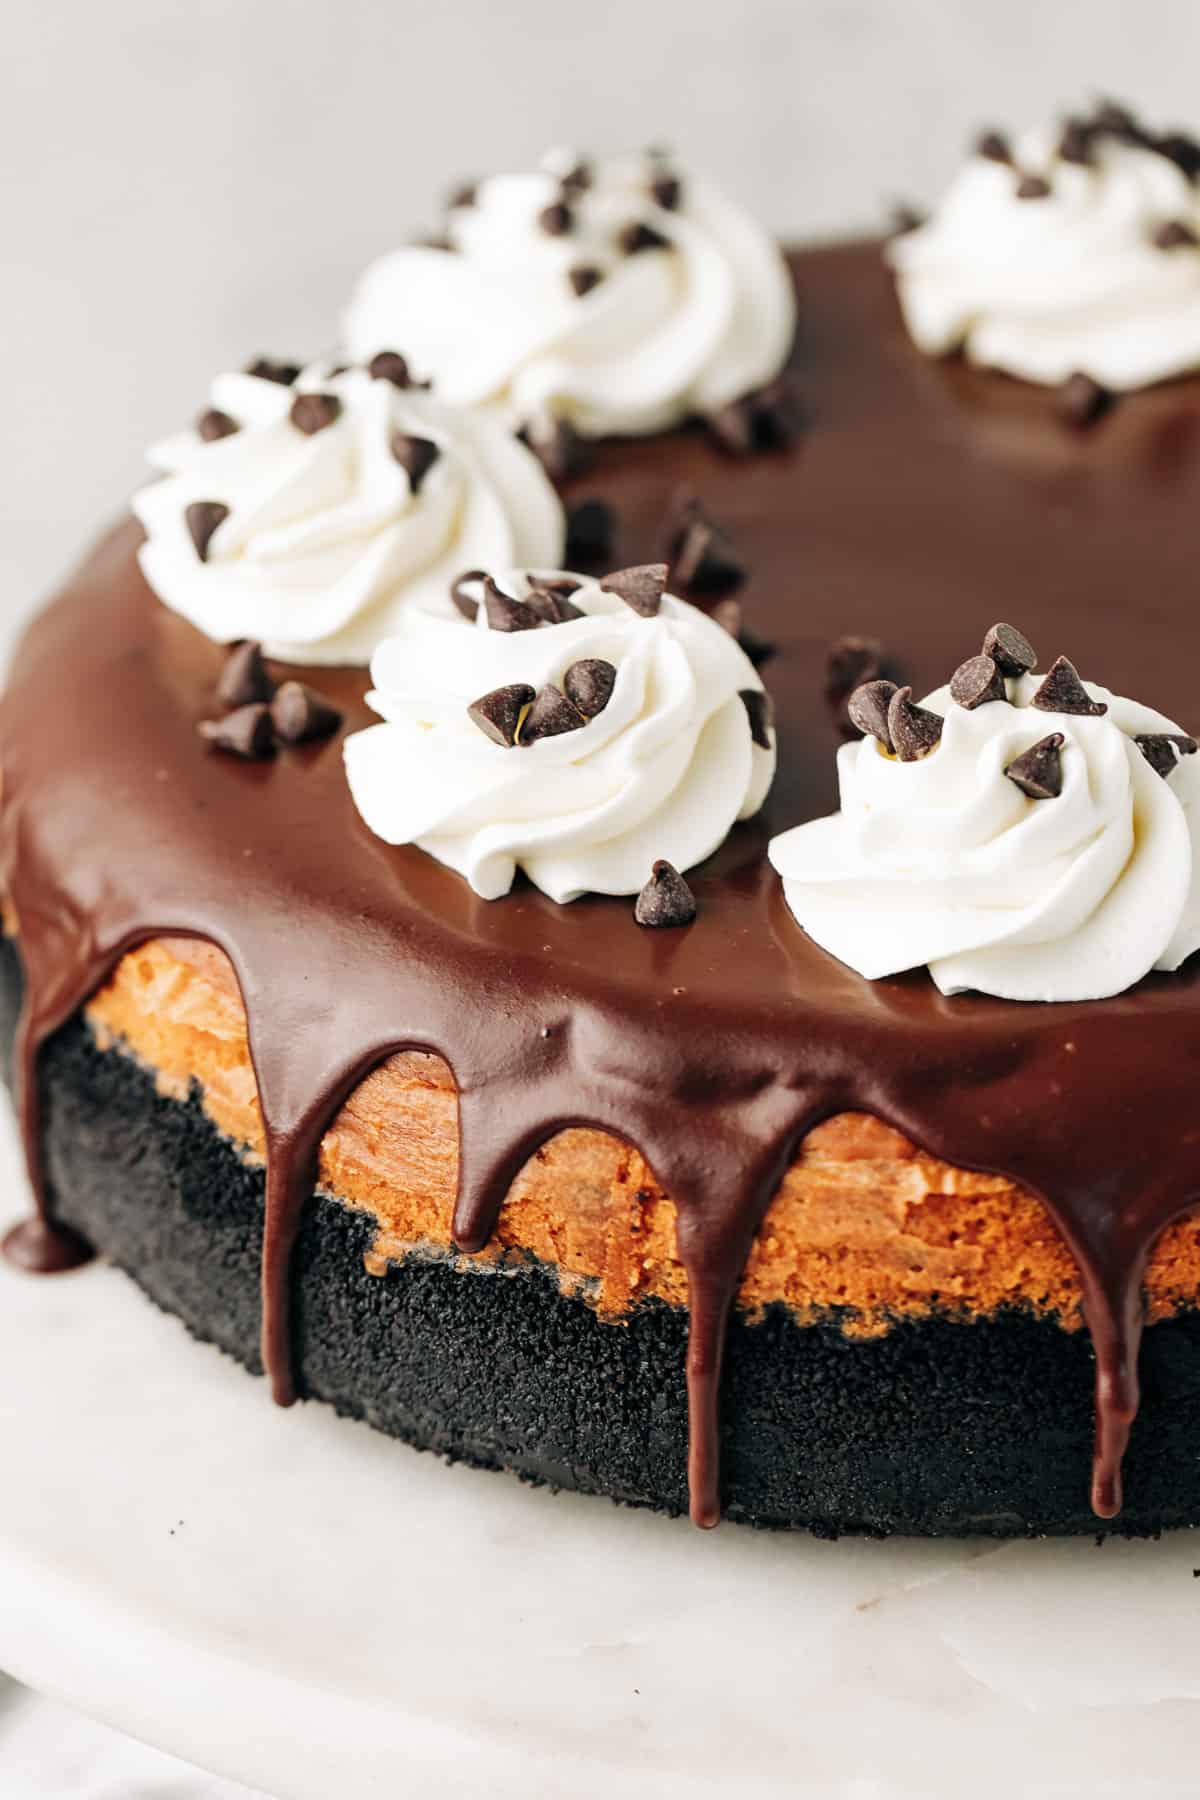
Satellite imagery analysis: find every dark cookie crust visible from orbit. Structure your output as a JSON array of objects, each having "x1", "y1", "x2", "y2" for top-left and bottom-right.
[{"x1": 6, "y1": 934, "x2": 1200, "y2": 1537}]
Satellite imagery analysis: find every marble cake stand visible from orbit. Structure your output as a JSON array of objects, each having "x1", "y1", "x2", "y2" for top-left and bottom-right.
[{"x1": 2, "y1": 1109, "x2": 1200, "y2": 1800}]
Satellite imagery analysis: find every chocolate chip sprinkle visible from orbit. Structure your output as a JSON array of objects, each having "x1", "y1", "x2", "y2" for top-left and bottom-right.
[
  {"x1": 1152, "y1": 219, "x2": 1199, "y2": 250},
  {"x1": 826, "y1": 636, "x2": 885, "y2": 705},
  {"x1": 1005, "y1": 732, "x2": 1065, "y2": 800},
  {"x1": 196, "y1": 408, "x2": 239, "y2": 443},
  {"x1": 525, "y1": 584, "x2": 585, "y2": 624},
  {"x1": 1058, "y1": 118, "x2": 1094, "y2": 166},
  {"x1": 450, "y1": 570, "x2": 485, "y2": 622},
  {"x1": 567, "y1": 264, "x2": 604, "y2": 298},
  {"x1": 976, "y1": 130, "x2": 1013, "y2": 164},
  {"x1": 520, "y1": 416, "x2": 585, "y2": 484},
  {"x1": 565, "y1": 498, "x2": 615, "y2": 568},
  {"x1": 618, "y1": 220, "x2": 670, "y2": 255},
  {"x1": 1015, "y1": 173, "x2": 1053, "y2": 200},
  {"x1": 564, "y1": 657, "x2": 617, "y2": 718},
  {"x1": 665, "y1": 496, "x2": 744, "y2": 595},
  {"x1": 712, "y1": 598, "x2": 776, "y2": 670},
  {"x1": 289, "y1": 392, "x2": 341, "y2": 436},
  {"x1": 888, "y1": 686, "x2": 944, "y2": 761},
  {"x1": 634, "y1": 860, "x2": 696, "y2": 929},
  {"x1": 600, "y1": 563, "x2": 668, "y2": 618},
  {"x1": 1134, "y1": 733, "x2": 1199, "y2": 779},
  {"x1": 270, "y1": 681, "x2": 343, "y2": 746},
  {"x1": 739, "y1": 688, "x2": 775, "y2": 749},
  {"x1": 217, "y1": 640, "x2": 274, "y2": 710},
  {"x1": 368, "y1": 349, "x2": 416, "y2": 388},
  {"x1": 1055, "y1": 372, "x2": 1111, "y2": 429},
  {"x1": 847, "y1": 679, "x2": 898, "y2": 752},
  {"x1": 390, "y1": 432, "x2": 440, "y2": 492},
  {"x1": 559, "y1": 160, "x2": 592, "y2": 195},
  {"x1": 889, "y1": 201, "x2": 927, "y2": 236},
  {"x1": 950, "y1": 653, "x2": 1007, "y2": 711},
  {"x1": 650, "y1": 172, "x2": 683, "y2": 210},
  {"x1": 982, "y1": 622, "x2": 1037, "y2": 678},
  {"x1": 448, "y1": 180, "x2": 478, "y2": 209},
  {"x1": 467, "y1": 683, "x2": 535, "y2": 748},
  {"x1": 1031, "y1": 655, "x2": 1107, "y2": 716},
  {"x1": 706, "y1": 381, "x2": 797, "y2": 457},
  {"x1": 198, "y1": 702, "x2": 275, "y2": 760},
  {"x1": 519, "y1": 685, "x2": 586, "y2": 744},
  {"x1": 185, "y1": 500, "x2": 229, "y2": 563},
  {"x1": 483, "y1": 575, "x2": 540, "y2": 633},
  {"x1": 245, "y1": 357, "x2": 300, "y2": 386},
  {"x1": 538, "y1": 199, "x2": 574, "y2": 236}
]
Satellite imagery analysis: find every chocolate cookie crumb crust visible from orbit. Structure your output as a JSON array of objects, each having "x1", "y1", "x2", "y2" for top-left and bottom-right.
[{"x1": 7, "y1": 935, "x2": 1200, "y2": 1538}]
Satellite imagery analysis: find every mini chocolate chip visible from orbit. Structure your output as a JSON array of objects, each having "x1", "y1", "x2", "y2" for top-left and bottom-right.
[
  {"x1": 391, "y1": 432, "x2": 440, "y2": 491},
  {"x1": 711, "y1": 598, "x2": 776, "y2": 669},
  {"x1": 450, "y1": 570, "x2": 485, "y2": 622},
  {"x1": 185, "y1": 500, "x2": 229, "y2": 563},
  {"x1": 847, "y1": 679, "x2": 898, "y2": 751},
  {"x1": 565, "y1": 498, "x2": 615, "y2": 568},
  {"x1": 271, "y1": 680, "x2": 343, "y2": 746},
  {"x1": 1094, "y1": 100, "x2": 1138, "y2": 137},
  {"x1": 618, "y1": 220, "x2": 670, "y2": 255},
  {"x1": 665, "y1": 496, "x2": 745, "y2": 595},
  {"x1": 559, "y1": 160, "x2": 592, "y2": 194},
  {"x1": 538, "y1": 200, "x2": 574, "y2": 235},
  {"x1": 520, "y1": 416, "x2": 584, "y2": 484},
  {"x1": 707, "y1": 382, "x2": 797, "y2": 457},
  {"x1": 600, "y1": 563, "x2": 668, "y2": 618},
  {"x1": 564, "y1": 658, "x2": 617, "y2": 717},
  {"x1": 245, "y1": 357, "x2": 300, "y2": 385},
  {"x1": 1055, "y1": 372, "x2": 1111, "y2": 428},
  {"x1": 520, "y1": 684, "x2": 586, "y2": 744},
  {"x1": 196, "y1": 408, "x2": 239, "y2": 442},
  {"x1": 982, "y1": 622, "x2": 1037, "y2": 678},
  {"x1": 568, "y1": 264, "x2": 604, "y2": 297},
  {"x1": 888, "y1": 686, "x2": 944, "y2": 761},
  {"x1": 706, "y1": 400, "x2": 755, "y2": 456},
  {"x1": 1134, "y1": 733, "x2": 1199, "y2": 779},
  {"x1": 525, "y1": 585, "x2": 585, "y2": 624},
  {"x1": 1058, "y1": 119, "x2": 1094, "y2": 165},
  {"x1": 826, "y1": 636, "x2": 885, "y2": 704},
  {"x1": 217, "y1": 640, "x2": 274, "y2": 709},
  {"x1": 198, "y1": 702, "x2": 275, "y2": 760},
  {"x1": 950, "y1": 653, "x2": 1007, "y2": 710},
  {"x1": 289, "y1": 392, "x2": 341, "y2": 435},
  {"x1": 368, "y1": 350, "x2": 415, "y2": 388},
  {"x1": 1156, "y1": 132, "x2": 1200, "y2": 180},
  {"x1": 467, "y1": 683, "x2": 535, "y2": 747},
  {"x1": 634, "y1": 860, "x2": 696, "y2": 928},
  {"x1": 740, "y1": 689, "x2": 775, "y2": 749},
  {"x1": 448, "y1": 180, "x2": 478, "y2": 209},
  {"x1": 1031, "y1": 655, "x2": 1107, "y2": 716},
  {"x1": 889, "y1": 201, "x2": 927, "y2": 236},
  {"x1": 1153, "y1": 219, "x2": 1199, "y2": 250},
  {"x1": 976, "y1": 130, "x2": 1013, "y2": 164},
  {"x1": 1005, "y1": 732, "x2": 1065, "y2": 800},
  {"x1": 650, "y1": 172, "x2": 683, "y2": 210},
  {"x1": 483, "y1": 575, "x2": 540, "y2": 633},
  {"x1": 1015, "y1": 173, "x2": 1052, "y2": 200}
]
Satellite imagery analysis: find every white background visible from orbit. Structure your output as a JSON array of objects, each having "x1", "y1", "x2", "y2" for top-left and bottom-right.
[
  {"x1": 3, "y1": 0, "x2": 1200, "y2": 655},
  {"x1": 3, "y1": 3, "x2": 1200, "y2": 1793}
]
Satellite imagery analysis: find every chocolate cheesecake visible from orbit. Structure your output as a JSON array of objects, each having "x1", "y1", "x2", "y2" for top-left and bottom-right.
[{"x1": 8, "y1": 239, "x2": 1200, "y2": 1538}]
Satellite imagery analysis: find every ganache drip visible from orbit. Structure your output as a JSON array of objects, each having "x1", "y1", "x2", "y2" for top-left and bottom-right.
[{"x1": 6, "y1": 248, "x2": 1200, "y2": 1527}]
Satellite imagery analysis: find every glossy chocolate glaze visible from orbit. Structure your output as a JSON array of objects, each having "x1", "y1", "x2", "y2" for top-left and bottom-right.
[{"x1": 7, "y1": 242, "x2": 1200, "y2": 1527}]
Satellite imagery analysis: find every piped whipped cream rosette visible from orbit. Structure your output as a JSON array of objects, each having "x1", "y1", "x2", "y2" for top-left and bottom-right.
[
  {"x1": 343, "y1": 563, "x2": 776, "y2": 903},
  {"x1": 769, "y1": 622, "x2": 1200, "y2": 1002},
  {"x1": 132, "y1": 356, "x2": 565, "y2": 666},
  {"x1": 887, "y1": 102, "x2": 1200, "y2": 391},
  {"x1": 343, "y1": 148, "x2": 796, "y2": 440}
]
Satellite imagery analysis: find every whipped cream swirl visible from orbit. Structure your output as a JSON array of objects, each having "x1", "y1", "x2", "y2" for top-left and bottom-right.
[
  {"x1": 343, "y1": 149, "x2": 796, "y2": 438},
  {"x1": 133, "y1": 361, "x2": 565, "y2": 666},
  {"x1": 888, "y1": 108, "x2": 1200, "y2": 390},
  {"x1": 769, "y1": 646, "x2": 1200, "y2": 1002},
  {"x1": 344, "y1": 568, "x2": 775, "y2": 902}
]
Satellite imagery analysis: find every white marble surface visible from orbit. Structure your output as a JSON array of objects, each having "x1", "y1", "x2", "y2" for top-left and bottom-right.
[{"x1": 4, "y1": 1093, "x2": 1200, "y2": 1799}]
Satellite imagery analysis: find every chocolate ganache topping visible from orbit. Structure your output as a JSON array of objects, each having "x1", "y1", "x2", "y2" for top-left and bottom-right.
[{"x1": 7, "y1": 245, "x2": 1200, "y2": 1529}]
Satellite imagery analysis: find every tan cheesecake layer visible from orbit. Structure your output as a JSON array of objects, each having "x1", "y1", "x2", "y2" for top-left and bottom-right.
[{"x1": 80, "y1": 935, "x2": 1200, "y2": 1334}]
